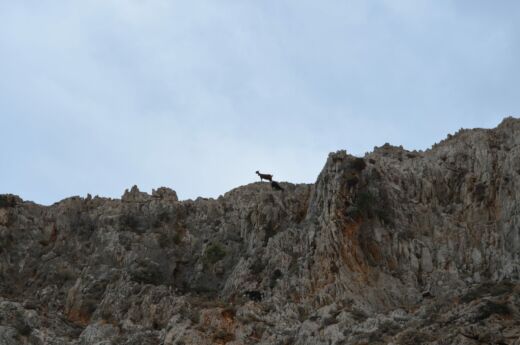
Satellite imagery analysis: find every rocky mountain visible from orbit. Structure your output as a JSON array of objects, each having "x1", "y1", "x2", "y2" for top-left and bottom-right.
[{"x1": 1, "y1": 117, "x2": 520, "y2": 345}]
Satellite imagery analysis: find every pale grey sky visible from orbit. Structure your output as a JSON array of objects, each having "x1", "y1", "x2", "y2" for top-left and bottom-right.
[{"x1": 1, "y1": 1, "x2": 518, "y2": 205}]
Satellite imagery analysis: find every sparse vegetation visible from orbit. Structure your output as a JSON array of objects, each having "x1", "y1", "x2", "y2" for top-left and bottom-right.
[
  {"x1": 263, "y1": 223, "x2": 277, "y2": 245},
  {"x1": 153, "y1": 210, "x2": 172, "y2": 227},
  {"x1": 348, "y1": 190, "x2": 375, "y2": 220},
  {"x1": 13, "y1": 311, "x2": 32, "y2": 336},
  {"x1": 177, "y1": 303, "x2": 201, "y2": 325},
  {"x1": 375, "y1": 207, "x2": 392, "y2": 225},
  {"x1": 350, "y1": 157, "x2": 367, "y2": 171},
  {"x1": 474, "y1": 182, "x2": 487, "y2": 202},
  {"x1": 269, "y1": 269, "x2": 283, "y2": 288},
  {"x1": 156, "y1": 230, "x2": 183, "y2": 248},
  {"x1": 129, "y1": 259, "x2": 163, "y2": 285},
  {"x1": 395, "y1": 330, "x2": 434, "y2": 345},
  {"x1": 0, "y1": 195, "x2": 17, "y2": 208},
  {"x1": 473, "y1": 300, "x2": 511, "y2": 321},
  {"x1": 157, "y1": 210, "x2": 171, "y2": 223},
  {"x1": 221, "y1": 307, "x2": 236, "y2": 320},
  {"x1": 288, "y1": 254, "x2": 299, "y2": 275},
  {"x1": 156, "y1": 232, "x2": 169, "y2": 248},
  {"x1": 373, "y1": 319, "x2": 400, "y2": 338},
  {"x1": 350, "y1": 308, "x2": 368, "y2": 322},
  {"x1": 348, "y1": 189, "x2": 393, "y2": 225},
  {"x1": 322, "y1": 316, "x2": 338, "y2": 327},
  {"x1": 80, "y1": 298, "x2": 99, "y2": 319},
  {"x1": 173, "y1": 232, "x2": 182, "y2": 245},
  {"x1": 119, "y1": 214, "x2": 140, "y2": 231},
  {"x1": 346, "y1": 175, "x2": 360, "y2": 189},
  {"x1": 250, "y1": 258, "x2": 266, "y2": 275},
  {"x1": 356, "y1": 191, "x2": 375, "y2": 216},
  {"x1": 461, "y1": 281, "x2": 514, "y2": 303},
  {"x1": 297, "y1": 305, "x2": 311, "y2": 322},
  {"x1": 213, "y1": 330, "x2": 235, "y2": 344},
  {"x1": 203, "y1": 242, "x2": 226, "y2": 265}
]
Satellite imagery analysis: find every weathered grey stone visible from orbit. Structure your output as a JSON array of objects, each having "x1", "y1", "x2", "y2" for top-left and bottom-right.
[
  {"x1": 78, "y1": 322, "x2": 117, "y2": 345},
  {"x1": 0, "y1": 326, "x2": 19, "y2": 345}
]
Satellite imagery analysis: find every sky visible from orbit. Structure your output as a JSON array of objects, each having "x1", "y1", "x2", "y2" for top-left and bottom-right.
[{"x1": 1, "y1": 1, "x2": 519, "y2": 205}]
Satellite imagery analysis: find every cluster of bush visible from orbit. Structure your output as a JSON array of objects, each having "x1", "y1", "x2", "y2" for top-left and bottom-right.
[
  {"x1": 344, "y1": 158, "x2": 393, "y2": 225},
  {"x1": 0, "y1": 194, "x2": 18, "y2": 208},
  {"x1": 203, "y1": 242, "x2": 227, "y2": 265}
]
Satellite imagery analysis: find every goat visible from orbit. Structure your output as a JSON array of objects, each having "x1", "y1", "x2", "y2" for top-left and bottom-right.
[
  {"x1": 271, "y1": 181, "x2": 284, "y2": 191},
  {"x1": 256, "y1": 171, "x2": 273, "y2": 182}
]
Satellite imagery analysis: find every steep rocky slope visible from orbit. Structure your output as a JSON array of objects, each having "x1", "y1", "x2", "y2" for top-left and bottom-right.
[{"x1": 1, "y1": 118, "x2": 520, "y2": 345}]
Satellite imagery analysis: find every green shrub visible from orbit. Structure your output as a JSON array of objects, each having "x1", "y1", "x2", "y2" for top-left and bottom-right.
[
  {"x1": 350, "y1": 308, "x2": 368, "y2": 322},
  {"x1": 119, "y1": 214, "x2": 140, "y2": 229},
  {"x1": 14, "y1": 311, "x2": 31, "y2": 336},
  {"x1": 350, "y1": 157, "x2": 367, "y2": 171},
  {"x1": 474, "y1": 300, "x2": 511, "y2": 321},
  {"x1": 173, "y1": 232, "x2": 182, "y2": 245},
  {"x1": 395, "y1": 330, "x2": 434, "y2": 345},
  {"x1": 356, "y1": 191, "x2": 375, "y2": 215},
  {"x1": 375, "y1": 208, "x2": 392, "y2": 225},
  {"x1": 461, "y1": 281, "x2": 514, "y2": 303},
  {"x1": 250, "y1": 258, "x2": 265, "y2": 275},
  {"x1": 203, "y1": 243, "x2": 226, "y2": 264},
  {"x1": 269, "y1": 269, "x2": 283, "y2": 288},
  {"x1": 0, "y1": 195, "x2": 17, "y2": 208},
  {"x1": 349, "y1": 189, "x2": 393, "y2": 225},
  {"x1": 348, "y1": 191, "x2": 375, "y2": 220},
  {"x1": 157, "y1": 210, "x2": 171, "y2": 223}
]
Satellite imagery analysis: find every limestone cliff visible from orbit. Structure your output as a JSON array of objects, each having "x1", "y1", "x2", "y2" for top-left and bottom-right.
[{"x1": 1, "y1": 118, "x2": 520, "y2": 344}]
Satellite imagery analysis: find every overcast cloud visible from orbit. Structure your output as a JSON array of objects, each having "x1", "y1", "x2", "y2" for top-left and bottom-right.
[{"x1": 1, "y1": 1, "x2": 519, "y2": 204}]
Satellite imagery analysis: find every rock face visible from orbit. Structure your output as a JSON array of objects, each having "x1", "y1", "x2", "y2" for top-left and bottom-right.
[{"x1": 1, "y1": 117, "x2": 520, "y2": 344}]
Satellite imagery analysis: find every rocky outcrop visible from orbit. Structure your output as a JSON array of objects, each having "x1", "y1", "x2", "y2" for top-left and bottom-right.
[{"x1": 1, "y1": 118, "x2": 520, "y2": 344}]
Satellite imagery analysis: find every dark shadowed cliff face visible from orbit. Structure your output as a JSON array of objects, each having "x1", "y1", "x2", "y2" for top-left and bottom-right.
[{"x1": 1, "y1": 118, "x2": 520, "y2": 345}]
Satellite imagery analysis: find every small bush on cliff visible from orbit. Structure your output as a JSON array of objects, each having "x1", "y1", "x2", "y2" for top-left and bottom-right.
[
  {"x1": 349, "y1": 190, "x2": 393, "y2": 225},
  {"x1": 0, "y1": 195, "x2": 17, "y2": 208},
  {"x1": 13, "y1": 310, "x2": 32, "y2": 336},
  {"x1": 119, "y1": 214, "x2": 140, "y2": 230},
  {"x1": 172, "y1": 232, "x2": 182, "y2": 245},
  {"x1": 152, "y1": 210, "x2": 172, "y2": 227},
  {"x1": 461, "y1": 280, "x2": 514, "y2": 303},
  {"x1": 350, "y1": 157, "x2": 367, "y2": 171},
  {"x1": 396, "y1": 330, "x2": 434, "y2": 345},
  {"x1": 203, "y1": 243, "x2": 226, "y2": 264},
  {"x1": 356, "y1": 191, "x2": 374, "y2": 214},
  {"x1": 350, "y1": 308, "x2": 368, "y2": 322},
  {"x1": 250, "y1": 258, "x2": 266, "y2": 275},
  {"x1": 348, "y1": 191, "x2": 375, "y2": 219},
  {"x1": 473, "y1": 182, "x2": 487, "y2": 202},
  {"x1": 473, "y1": 300, "x2": 511, "y2": 321}
]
